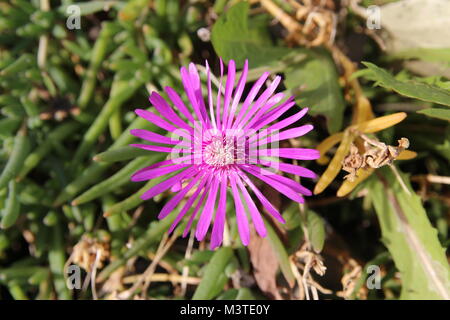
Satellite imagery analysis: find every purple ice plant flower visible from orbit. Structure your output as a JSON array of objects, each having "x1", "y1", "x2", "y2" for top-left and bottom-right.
[{"x1": 129, "y1": 59, "x2": 320, "y2": 249}]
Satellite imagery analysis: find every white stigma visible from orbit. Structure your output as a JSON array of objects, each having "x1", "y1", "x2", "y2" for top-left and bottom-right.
[{"x1": 203, "y1": 135, "x2": 235, "y2": 167}]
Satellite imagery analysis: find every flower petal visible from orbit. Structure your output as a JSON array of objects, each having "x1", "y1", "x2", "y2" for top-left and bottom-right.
[
  {"x1": 130, "y1": 129, "x2": 190, "y2": 146},
  {"x1": 189, "y1": 63, "x2": 209, "y2": 125},
  {"x1": 221, "y1": 60, "x2": 236, "y2": 128},
  {"x1": 256, "y1": 160, "x2": 317, "y2": 179},
  {"x1": 164, "y1": 86, "x2": 196, "y2": 123},
  {"x1": 158, "y1": 171, "x2": 204, "y2": 219},
  {"x1": 141, "y1": 166, "x2": 197, "y2": 200},
  {"x1": 258, "y1": 148, "x2": 320, "y2": 160},
  {"x1": 149, "y1": 92, "x2": 193, "y2": 132},
  {"x1": 131, "y1": 155, "x2": 192, "y2": 178},
  {"x1": 225, "y1": 59, "x2": 248, "y2": 129},
  {"x1": 237, "y1": 169, "x2": 285, "y2": 223},
  {"x1": 182, "y1": 174, "x2": 212, "y2": 237},
  {"x1": 229, "y1": 173, "x2": 250, "y2": 246},
  {"x1": 168, "y1": 173, "x2": 210, "y2": 234},
  {"x1": 255, "y1": 124, "x2": 314, "y2": 146},
  {"x1": 180, "y1": 66, "x2": 206, "y2": 125},
  {"x1": 236, "y1": 76, "x2": 281, "y2": 129},
  {"x1": 129, "y1": 144, "x2": 176, "y2": 153},
  {"x1": 268, "y1": 107, "x2": 309, "y2": 131},
  {"x1": 244, "y1": 92, "x2": 285, "y2": 130},
  {"x1": 232, "y1": 71, "x2": 270, "y2": 128},
  {"x1": 235, "y1": 175, "x2": 267, "y2": 237},
  {"x1": 205, "y1": 60, "x2": 217, "y2": 131},
  {"x1": 195, "y1": 175, "x2": 220, "y2": 241},
  {"x1": 210, "y1": 175, "x2": 228, "y2": 249},
  {"x1": 247, "y1": 165, "x2": 313, "y2": 196},
  {"x1": 251, "y1": 101, "x2": 295, "y2": 131},
  {"x1": 135, "y1": 109, "x2": 191, "y2": 140},
  {"x1": 241, "y1": 166, "x2": 305, "y2": 203},
  {"x1": 131, "y1": 163, "x2": 191, "y2": 182}
]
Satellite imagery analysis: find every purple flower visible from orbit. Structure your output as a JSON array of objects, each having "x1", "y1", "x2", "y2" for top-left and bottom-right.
[{"x1": 130, "y1": 59, "x2": 319, "y2": 249}]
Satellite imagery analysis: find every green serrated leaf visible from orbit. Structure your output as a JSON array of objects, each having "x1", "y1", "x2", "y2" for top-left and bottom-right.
[
  {"x1": 417, "y1": 108, "x2": 450, "y2": 121},
  {"x1": 361, "y1": 62, "x2": 450, "y2": 107},
  {"x1": 390, "y1": 48, "x2": 450, "y2": 63},
  {"x1": 369, "y1": 167, "x2": 450, "y2": 299}
]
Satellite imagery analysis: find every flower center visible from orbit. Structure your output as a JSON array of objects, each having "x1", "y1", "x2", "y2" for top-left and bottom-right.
[{"x1": 203, "y1": 134, "x2": 235, "y2": 167}]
